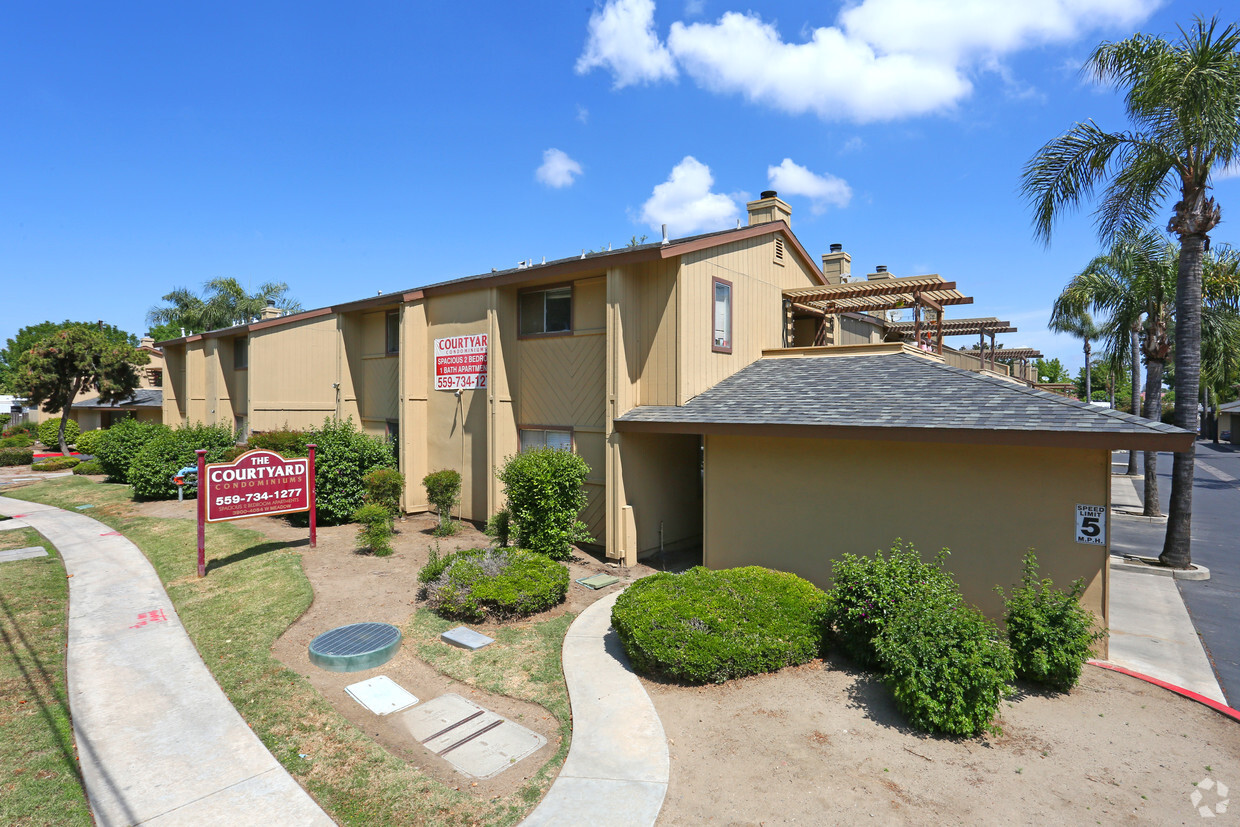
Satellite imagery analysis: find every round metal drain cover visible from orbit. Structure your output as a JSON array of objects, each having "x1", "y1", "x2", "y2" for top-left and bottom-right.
[{"x1": 309, "y1": 622, "x2": 402, "y2": 672}]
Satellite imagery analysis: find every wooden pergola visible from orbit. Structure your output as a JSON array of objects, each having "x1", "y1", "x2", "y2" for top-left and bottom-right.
[
  {"x1": 886, "y1": 317, "x2": 1018, "y2": 369},
  {"x1": 1037, "y1": 382, "x2": 1078, "y2": 397},
  {"x1": 783, "y1": 275, "x2": 974, "y2": 353}
]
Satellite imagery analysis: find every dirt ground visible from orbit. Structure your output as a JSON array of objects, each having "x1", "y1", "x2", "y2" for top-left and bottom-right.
[
  {"x1": 646, "y1": 655, "x2": 1240, "y2": 825},
  {"x1": 135, "y1": 497, "x2": 657, "y2": 800}
]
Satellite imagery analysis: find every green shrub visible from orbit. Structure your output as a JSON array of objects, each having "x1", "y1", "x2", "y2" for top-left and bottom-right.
[
  {"x1": 484, "y1": 508, "x2": 511, "y2": 548},
  {"x1": 419, "y1": 545, "x2": 450, "y2": 585},
  {"x1": 354, "y1": 503, "x2": 394, "y2": 556},
  {"x1": 497, "y1": 447, "x2": 592, "y2": 559},
  {"x1": 0, "y1": 447, "x2": 34, "y2": 467},
  {"x1": 874, "y1": 589, "x2": 1015, "y2": 738},
  {"x1": 419, "y1": 547, "x2": 568, "y2": 622},
  {"x1": 997, "y1": 551, "x2": 1107, "y2": 692},
  {"x1": 247, "y1": 429, "x2": 310, "y2": 456},
  {"x1": 32, "y1": 456, "x2": 81, "y2": 471},
  {"x1": 612, "y1": 566, "x2": 831, "y2": 684},
  {"x1": 365, "y1": 468, "x2": 406, "y2": 520},
  {"x1": 300, "y1": 417, "x2": 396, "y2": 526},
  {"x1": 73, "y1": 459, "x2": 104, "y2": 475},
  {"x1": 824, "y1": 541, "x2": 958, "y2": 668},
  {"x1": 0, "y1": 435, "x2": 33, "y2": 448},
  {"x1": 96, "y1": 418, "x2": 170, "y2": 483},
  {"x1": 220, "y1": 445, "x2": 248, "y2": 462},
  {"x1": 2, "y1": 421, "x2": 38, "y2": 437},
  {"x1": 128, "y1": 423, "x2": 236, "y2": 500},
  {"x1": 38, "y1": 417, "x2": 80, "y2": 448},
  {"x1": 0, "y1": 413, "x2": 8, "y2": 427},
  {"x1": 422, "y1": 469, "x2": 461, "y2": 534},
  {"x1": 74, "y1": 429, "x2": 105, "y2": 456}
]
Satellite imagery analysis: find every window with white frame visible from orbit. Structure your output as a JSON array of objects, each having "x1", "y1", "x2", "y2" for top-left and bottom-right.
[
  {"x1": 519, "y1": 286, "x2": 572, "y2": 336},
  {"x1": 520, "y1": 428, "x2": 572, "y2": 452},
  {"x1": 712, "y1": 277, "x2": 732, "y2": 353}
]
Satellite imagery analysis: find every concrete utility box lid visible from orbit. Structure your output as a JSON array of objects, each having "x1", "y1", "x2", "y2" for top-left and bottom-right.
[
  {"x1": 0, "y1": 546, "x2": 48, "y2": 563},
  {"x1": 402, "y1": 693, "x2": 546, "y2": 779},
  {"x1": 441, "y1": 626, "x2": 494, "y2": 650},
  {"x1": 309, "y1": 622, "x2": 402, "y2": 672},
  {"x1": 345, "y1": 675, "x2": 418, "y2": 715},
  {"x1": 577, "y1": 573, "x2": 620, "y2": 590}
]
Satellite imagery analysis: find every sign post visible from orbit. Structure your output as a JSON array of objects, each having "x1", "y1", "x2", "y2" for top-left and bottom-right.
[{"x1": 195, "y1": 448, "x2": 317, "y2": 576}]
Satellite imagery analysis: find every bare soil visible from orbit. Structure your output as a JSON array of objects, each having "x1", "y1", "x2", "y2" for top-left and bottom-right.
[
  {"x1": 134, "y1": 498, "x2": 661, "y2": 800},
  {"x1": 646, "y1": 655, "x2": 1240, "y2": 825}
]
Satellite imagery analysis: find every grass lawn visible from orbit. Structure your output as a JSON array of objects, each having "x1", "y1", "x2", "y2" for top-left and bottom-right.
[
  {"x1": 6, "y1": 477, "x2": 572, "y2": 826},
  {"x1": 0, "y1": 525, "x2": 92, "y2": 826}
]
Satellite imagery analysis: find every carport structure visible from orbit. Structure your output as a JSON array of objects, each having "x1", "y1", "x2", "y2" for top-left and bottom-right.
[
  {"x1": 614, "y1": 343, "x2": 1193, "y2": 647},
  {"x1": 783, "y1": 275, "x2": 973, "y2": 352}
]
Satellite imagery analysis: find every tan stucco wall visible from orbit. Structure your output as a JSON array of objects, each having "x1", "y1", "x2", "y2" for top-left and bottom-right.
[
  {"x1": 703, "y1": 435, "x2": 1111, "y2": 645},
  {"x1": 248, "y1": 317, "x2": 337, "y2": 432},
  {"x1": 619, "y1": 432, "x2": 703, "y2": 555}
]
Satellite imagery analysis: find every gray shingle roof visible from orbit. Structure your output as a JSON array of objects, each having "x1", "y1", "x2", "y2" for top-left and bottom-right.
[
  {"x1": 615, "y1": 352, "x2": 1191, "y2": 450},
  {"x1": 75, "y1": 389, "x2": 163, "y2": 409}
]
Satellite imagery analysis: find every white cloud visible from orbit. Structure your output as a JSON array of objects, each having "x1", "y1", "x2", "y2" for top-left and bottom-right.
[
  {"x1": 767, "y1": 158, "x2": 851, "y2": 214},
  {"x1": 639, "y1": 156, "x2": 740, "y2": 235},
  {"x1": 684, "y1": 0, "x2": 705, "y2": 16},
  {"x1": 577, "y1": 0, "x2": 1159, "y2": 122},
  {"x1": 839, "y1": 136, "x2": 865, "y2": 154},
  {"x1": 576, "y1": 0, "x2": 677, "y2": 88},
  {"x1": 536, "y1": 149, "x2": 583, "y2": 188},
  {"x1": 1213, "y1": 160, "x2": 1240, "y2": 182},
  {"x1": 576, "y1": 104, "x2": 590, "y2": 124}
]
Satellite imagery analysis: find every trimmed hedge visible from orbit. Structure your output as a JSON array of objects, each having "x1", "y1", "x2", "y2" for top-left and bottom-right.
[
  {"x1": 497, "y1": 447, "x2": 592, "y2": 559},
  {"x1": 247, "y1": 429, "x2": 310, "y2": 456},
  {"x1": 75, "y1": 429, "x2": 105, "y2": 456},
  {"x1": 419, "y1": 547, "x2": 569, "y2": 622},
  {"x1": 824, "y1": 541, "x2": 957, "y2": 668},
  {"x1": 32, "y1": 456, "x2": 81, "y2": 472},
  {"x1": 874, "y1": 588, "x2": 1014, "y2": 738},
  {"x1": 612, "y1": 566, "x2": 830, "y2": 684},
  {"x1": 129, "y1": 424, "x2": 236, "y2": 500},
  {"x1": 38, "y1": 417, "x2": 81, "y2": 449},
  {"x1": 998, "y1": 551, "x2": 1106, "y2": 692},
  {"x1": 0, "y1": 447, "x2": 35, "y2": 467},
  {"x1": 301, "y1": 417, "x2": 396, "y2": 526},
  {"x1": 73, "y1": 459, "x2": 104, "y2": 475},
  {"x1": 0, "y1": 435, "x2": 33, "y2": 448},
  {"x1": 96, "y1": 419, "x2": 170, "y2": 483}
]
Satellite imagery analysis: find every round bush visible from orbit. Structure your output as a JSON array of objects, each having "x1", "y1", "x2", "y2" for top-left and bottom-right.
[
  {"x1": 302, "y1": 417, "x2": 396, "y2": 526},
  {"x1": 497, "y1": 447, "x2": 592, "y2": 559},
  {"x1": 0, "y1": 447, "x2": 35, "y2": 467},
  {"x1": 419, "y1": 548, "x2": 569, "y2": 622},
  {"x1": 38, "y1": 417, "x2": 80, "y2": 448},
  {"x1": 73, "y1": 459, "x2": 104, "y2": 475},
  {"x1": 33, "y1": 456, "x2": 80, "y2": 471},
  {"x1": 96, "y1": 419, "x2": 170, "y2": 483},
  {"x1": 128, "y1": 424, "x2": 236, "y2": 500},
  {"x1": 0, "y1": 434, "x2": 33, "y2": 448},
  {"x1": 612, "y1": 566, "x2": 830, "y2": 684},
  {"x1": 75, "y1": 429, "x2": 105, "y2": 456}
]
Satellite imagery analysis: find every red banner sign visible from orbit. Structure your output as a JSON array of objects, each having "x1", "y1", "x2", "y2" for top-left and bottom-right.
[
  {"x1": 204, "y1": 450, "x2": 312, "y2": 522},
  {"x1": 434, "y1": 333, "x2": 488, "y2": 390}
]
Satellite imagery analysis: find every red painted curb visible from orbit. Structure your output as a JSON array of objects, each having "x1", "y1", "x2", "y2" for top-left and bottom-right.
[{"x1": 1088, "y1": 660, "x2": 1240, "y2": 722}]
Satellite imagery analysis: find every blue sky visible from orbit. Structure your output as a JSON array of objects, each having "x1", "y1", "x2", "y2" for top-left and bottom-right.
[{"x1": 2, "y1": 1, "x2": 1238, "y2": 373}]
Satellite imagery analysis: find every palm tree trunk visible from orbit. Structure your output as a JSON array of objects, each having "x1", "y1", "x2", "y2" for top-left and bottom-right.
[
  {"x1": 1161, "y1": 233, "x2": 1204, "y2": 569},
  {"x1": 1127, "y1": 328, "x2": 1140, "y2": 475},
  {"x1": 1084, "y1": 340, "x2": 1092, "y2": 401},
  {"x1": 1142, "y1": 358, "x2": 1164, "y2": 517}
]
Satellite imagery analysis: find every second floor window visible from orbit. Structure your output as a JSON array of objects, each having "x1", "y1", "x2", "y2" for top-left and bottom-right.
[
  {"x1": 520, "y1": 286, "x2": 572, "y2": 336},
  {"x1": 713, "y1": 278, "x2": 732, "y2": 353},
  {"x1": 233, "y1": 338, "x2": 248, "y2": 369},
  {"x1": 386, "y1": 311, "x2": 400, "y2": 354}
]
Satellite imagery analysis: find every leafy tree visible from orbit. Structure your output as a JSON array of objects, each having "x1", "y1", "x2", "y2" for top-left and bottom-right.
[
  {"x1": 13, "y1": 328, "x2": 148, "y2": 454},
  {"x1": 0, "y1": 320, "x2": 137, "y2": 393},
  {"x1": 147, "y1": 277, "x2": 302, "y2": 336},
  {"x1": 1021, "y1": 18, "x2": 1240, "y2": 568},
  {"x1": 1035, "y1": 357, "x2": 1070, "y2": 384},
  {"x1": 146, "y1": 320, "x2": 184, "y2": 343}
]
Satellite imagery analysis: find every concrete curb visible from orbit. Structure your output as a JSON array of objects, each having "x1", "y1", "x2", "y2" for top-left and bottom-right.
[
  {"x1": 0, "y1": 495, "x2": 333, "y2": 827},
  {"x1": 1088, "y1": 661, "x2": 1240, "y2": 723},
  {"x1": 1110, "y1": 554, "x2": 1210, "y2": 580},
  {"x1": 519, "y1": 588, "x2": 669, "y2": 827}
]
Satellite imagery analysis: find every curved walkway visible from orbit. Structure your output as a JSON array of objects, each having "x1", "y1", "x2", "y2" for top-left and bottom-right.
[
  {"x1": 520, "y1": 588, "x2": 669, "y2": 827},
  {"x1": 0, "y1": 495, "x2": 332, "y2": 827}
]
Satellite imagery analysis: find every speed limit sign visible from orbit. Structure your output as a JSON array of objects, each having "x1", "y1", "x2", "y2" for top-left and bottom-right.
[{"x1": 1075, "y1": 504, "x2": 1107, "y2": 545}]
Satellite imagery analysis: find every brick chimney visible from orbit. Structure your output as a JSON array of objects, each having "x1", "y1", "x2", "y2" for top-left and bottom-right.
[
  {"x1": 746, "y1": 190, "x2": 792, "y2": 227},
  {"x1": 821, "y1": 243, "x2": 851, "y2": 285},
  {"x1": 259, "y1": 299, "x2": 281, "y2": 321}
]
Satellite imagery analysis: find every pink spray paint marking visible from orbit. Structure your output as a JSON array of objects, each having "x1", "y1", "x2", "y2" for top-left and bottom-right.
[
  {"x1": 100, "y1": 531, "x2": 122, "y2": 537},
  {"x1": 129, "y1": 609, "x2": 168, "y2": 630}
]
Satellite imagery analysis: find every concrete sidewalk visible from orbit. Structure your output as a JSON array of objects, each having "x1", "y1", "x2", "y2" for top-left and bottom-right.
[
  {"x1": 520, "y1": 589, "x2": 669, "y2": 827},
  {"x1": 0, "y1": 495, "x2": 332, "y2": 827}
]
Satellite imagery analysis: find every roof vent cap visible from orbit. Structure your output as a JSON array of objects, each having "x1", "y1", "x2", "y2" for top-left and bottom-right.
[
  {"x1": 760, "y1": 190, "x2": 777, "y2": 199},
  {"x1": 876, "y1": 264, "x2": 888, "y2": 273},
  {"x1": 829, "y1": 243, "x2": 843, "y2": 253}
]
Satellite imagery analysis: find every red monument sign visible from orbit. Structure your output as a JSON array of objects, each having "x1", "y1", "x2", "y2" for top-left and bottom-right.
[{"x1": 195, "y1": 446, "x2": 317, "y2": 577}]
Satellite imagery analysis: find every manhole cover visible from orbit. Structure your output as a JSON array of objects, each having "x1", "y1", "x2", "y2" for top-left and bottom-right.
[{"x1": 309, "y1": 622, "x2": 402, "y2": 672}]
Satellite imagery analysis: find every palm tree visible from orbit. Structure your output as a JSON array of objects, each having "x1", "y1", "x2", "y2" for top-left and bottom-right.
[
  {"x1": 1022, "y1": 18, "x2": 1240, "y2": 569},
  {"x1": 1052, "y1": 229, "x2": 1173, "y2": 516},
  {"x1": 1048, "y1": 308, "x2": 1102, "y2": 401},
  {"x1": 148, "y1": 278, "x2": 302, "y2": 336}
]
